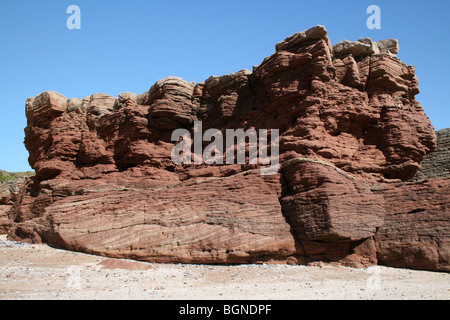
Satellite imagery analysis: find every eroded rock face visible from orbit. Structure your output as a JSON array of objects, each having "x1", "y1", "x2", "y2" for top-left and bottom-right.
[
  {"x1": 7, "y1": 25, "x2": 448, "y2": 271},
  {"x1": 12, "y1": 171, "x2": 296, "y2": 264},
  {"x1": 412, "y1": 128, "x2": 450, "y2": 181},
  {"x1": 375, "y1": 178, "x2": 450, "y2": 272},
  {"x1": 0, "y1": 171, "x2": 34, "y2": 234},
  {"x1": 372, "y1": 130, "x2": 450, "y2": 272},
  {"x1": 281, "y1": 159, "x2": 385, "y2": 242}
]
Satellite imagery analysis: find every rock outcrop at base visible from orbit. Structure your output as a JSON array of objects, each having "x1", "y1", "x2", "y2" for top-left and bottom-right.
[
  {"x1": 0, "y1": 171, "x2": 34, "y2": 234},
  {"x1": 375, "y1": 178, "x2": 449, "y2": 272},
  {"x1": 412, "y1": 128, "x2": 450, "y2": 181},
  {"x1": 4, "y1": 26, "x2": 449, "y2": 271}
]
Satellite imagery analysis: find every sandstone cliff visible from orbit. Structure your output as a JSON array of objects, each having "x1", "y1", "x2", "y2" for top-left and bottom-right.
[{"x1": 4, "y1": 26, "x2": 448, "y2": 272}]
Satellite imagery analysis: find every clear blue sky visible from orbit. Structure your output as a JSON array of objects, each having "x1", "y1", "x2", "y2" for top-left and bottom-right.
[{"x1": 0, "y1": 0, "x2": 449, "y2": 172}]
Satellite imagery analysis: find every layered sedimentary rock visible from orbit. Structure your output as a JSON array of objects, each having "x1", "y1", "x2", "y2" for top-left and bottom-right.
[
  {"x1": 0, "y1": 171, "x2": 34, "y2": 234},
  {"x1": 281, "y1": 159, "x2": 385, "y2": 242},
  {"x1": 412, "y1": 128, "x2": 450, "y2": 181},
  {"x1": 375, "y1": 178, "x2": 449, "y2": 272},
  {"x1": 372, "y1": 129, "x2": 450, "y2": 272},
  {"x1": 5, "y1": 25, "x2": 449, "y2": 271}
]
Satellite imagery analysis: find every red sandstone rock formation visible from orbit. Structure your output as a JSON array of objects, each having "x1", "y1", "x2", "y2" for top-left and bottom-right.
[
  {"x1": 0, "y1": 171, "x2": 34, "y2": 234},
  {"x1": 375, "y1": 178, "x2": 449, "y2": 272},
  {"x1": 4, "y1": 26, "x2": 448, "y2": 271}
]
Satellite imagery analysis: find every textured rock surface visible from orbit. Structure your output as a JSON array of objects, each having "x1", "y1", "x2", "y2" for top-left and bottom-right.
[
  {"x1": 11, "y1": 171, "x2": 297, "y2": 264},
  {"x1": 372, "y1": 131, "x2": 450, "y2": 272},
  {"x1": 0, "y1": 171, "x2": 34, "y2": 234},
  {"x1": 412, "y1": 128, "x2": 450, "y2": 180},
  {"x1": 371, "y1": 130, "x2": 450, "y2": 272},
  {"x1": 0, "y1": 205, "x2": 12, "y2": 234},
  {"x1": 333, "y1": 38, "x2": 399, "y2": 58},
  {"x1": 281, "y1": 159, "x2": 385, "y2": 241},
  {"x1": 375, "y1": 178, "x2": 450, "y2": 272},
  {"x1": 7, "y1": 26, "x2": 448, "y2": 271}
]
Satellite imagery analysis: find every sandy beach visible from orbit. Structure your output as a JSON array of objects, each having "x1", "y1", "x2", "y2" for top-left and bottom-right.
[{"x1": 0, "y1": 235, "x2": 448, "y2": 300}]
